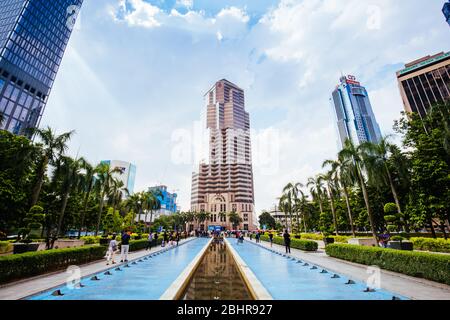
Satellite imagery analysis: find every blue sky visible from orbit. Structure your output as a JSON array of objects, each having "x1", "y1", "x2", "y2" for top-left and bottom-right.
[{"x1": 41, "y1": 0, "x2": 450, "y2": 214}]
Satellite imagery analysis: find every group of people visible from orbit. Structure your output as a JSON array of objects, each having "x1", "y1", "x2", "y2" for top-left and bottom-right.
[
  {"x1": 105, "y1": 230, "x2": 183, "y2": 265},
  {"x1": 249, "y1": 231, "x2": 262, "y2": 243},
  {"x1": 105, "y1": 231, "x2": 131, "y2": 265}
]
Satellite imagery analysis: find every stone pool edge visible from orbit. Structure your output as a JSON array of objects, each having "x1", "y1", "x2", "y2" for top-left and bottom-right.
[
  {"x1": 224, "y1": 238, "x2": 273, "y2": 300},
  {"x1": 159, "y1": 237, "x2": 213, "y2": 300},
  {"x1": 18, "y1": 238, "x2": 197, "y2": 300}
]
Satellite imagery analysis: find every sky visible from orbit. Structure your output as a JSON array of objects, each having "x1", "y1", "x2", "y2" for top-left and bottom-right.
[{"x1": 41, "y1": 0, "x2": 450, "y2": 215}]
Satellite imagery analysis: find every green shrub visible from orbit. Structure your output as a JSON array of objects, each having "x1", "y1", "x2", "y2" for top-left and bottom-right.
[
  {"x1": 81, "y1": 236, "x2": 101, "y2": 244},
  {"x1": 332, "y1": 235, "x2": 351, "y2": 243},
  {"x1": 390, "y1": 236, "x2": 405, "y2": 241},
  {"x1": 299, "y1": 233, "x2": 350, "y2": 243},
  {"x1": 260, "y1": 235, "x2": 318, "y2": 251},
  {"x1": 0, "y1": 245, "x2": 106, "y2": 284},
  {"x1": 0, "y1": 241, "x2": 12, "y2": 254},
  {"x1": 325, "y1": 244, "x2": 450, "y2": 285},
  {"x1": 300, "y1": 233, "x2": 323, "y2": 241},
  {"x1": 410, "y1": 237, "x2": 450, "y2": 253}
]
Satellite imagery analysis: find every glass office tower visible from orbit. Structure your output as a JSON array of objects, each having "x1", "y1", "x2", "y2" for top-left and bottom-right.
[
  {"x1": 331, "y1": 75, "x2": 383, "y2": 149},
  {"x1": 396, "y1": 52, "x2": 450, "y2": 119},
  {"x1": 0, "y1": 0, "x2": 83, "y2": 137},
  {"x1": 444, "y1": 1, "x2": 450, "y2": 26}
]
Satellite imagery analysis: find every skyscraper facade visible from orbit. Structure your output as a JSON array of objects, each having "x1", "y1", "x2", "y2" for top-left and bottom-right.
[
  {"x1": 330, "y1": 75, "x2": 382, "y2": 149},
  {"x1": 0, "y1": 0, "x2": 83, "y2": 137},
  {"x1": 444, "y1": 1, "x2": 450, "y2": 26},
  {"x1": 101, "y1": 160, "x2": 137, "y2": 196},
  {"x1": 190, "y1": 79, "x2": 255, "y2": 232},
  {"x1": 396, "y1": 52, "x2": 450, "y2": 118}
]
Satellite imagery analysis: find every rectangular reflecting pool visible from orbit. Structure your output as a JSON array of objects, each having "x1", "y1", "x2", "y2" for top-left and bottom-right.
[
  {"x1": 228, "y1": 239, "x2": 409, "y2": 300},
  {"x1": 182, "y1": 240, "x2": 253, "y2": 300},
  {"x1": 27, "y1": 238, "x2": 210, "y2": 300}
]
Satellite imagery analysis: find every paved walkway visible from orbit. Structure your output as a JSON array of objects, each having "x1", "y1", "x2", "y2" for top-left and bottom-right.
[
  {"x1": 0, "y1": 238, "x2": 193, "y2": 300},
  {"x1": 251, "y1": 239, "x2": 450, "y2": 300}
]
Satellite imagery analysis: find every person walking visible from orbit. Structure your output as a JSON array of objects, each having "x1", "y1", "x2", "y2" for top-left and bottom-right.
[
  {"x1": 283, "y1": 229, "x2": 291, "y2": 254},
  {"x1": 120, "y1": 231, "x2": 131, "y2": 263},
  {"x1": 176, "y1": 232, "x2": 180, "y2": 246},
  {"x1": 146, "y1": 232, "x2": 153, "y2": 251},
  {"x1": 269, "y1": 233, "x2": 274, "y2": 247},
  {"x1": 162, "y1": 231, "x2": 168, "y2": 247},
  {"x1": 169, "y1": 232, "x2": 174, "y2": 246},
  {"x1": 255, "y1": 232, "x2": 260, "y2": 244},
  {"x1": 105, "y1": 233, "x2": 118, "y2": 265}
]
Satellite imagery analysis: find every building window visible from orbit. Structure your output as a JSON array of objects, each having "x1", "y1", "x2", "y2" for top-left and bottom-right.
[{"x1": 243, "y1": 214, "x2": 248, "y2": 222}]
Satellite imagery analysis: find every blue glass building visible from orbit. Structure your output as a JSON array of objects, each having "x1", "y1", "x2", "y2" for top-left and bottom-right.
[
  {"x1": 330, "y1": 75, "x2": 382, "y2": 149},
  {"x1": 444, "y1": 1, "x2": 450, "y2": 26},
  {"x1": 149, "y1": 185, "x2": 178, "y2": 214},
  {"x1": 0, "y1": 0, "x2": 83, "y2": 137}
]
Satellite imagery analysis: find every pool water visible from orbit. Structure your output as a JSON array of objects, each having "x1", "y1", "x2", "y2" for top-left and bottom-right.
[
  {"x1": 28, "y1": 237, "x2": 210, "y2": 300},
  {"x1": 228, "y1": 239, "x2": 409, "y2": 300},
  {"x1": 182, "y1": 240, "x2": 253, "y2": 300}
]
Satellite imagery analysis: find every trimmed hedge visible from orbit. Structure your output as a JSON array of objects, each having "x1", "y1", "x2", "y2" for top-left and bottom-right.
[
  {"x1": 410, "y1": 237, "x2": 450, "y2": 253},
  {"x1": 260, "y1": 235, "x2": 318, "y2": 251},
  {"x1": 0, "y1": 245, "x2": 106, "y2": 284},
  {"x1": 325, "y1": 243, "x2": 450, "y2": 285}
]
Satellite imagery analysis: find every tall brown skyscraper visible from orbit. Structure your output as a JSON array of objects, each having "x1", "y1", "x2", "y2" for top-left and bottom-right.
[
  {"x1": 190, "y1": 79, "x2": 255, "y2": 231},
  {"x1": 396, "y1": 52, "x2": 450, "y2": 119}
]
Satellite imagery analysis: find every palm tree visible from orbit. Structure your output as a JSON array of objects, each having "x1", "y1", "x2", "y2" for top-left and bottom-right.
[
  {"x1": 307, "y1": 176, "x2": 325, "y2": 214},
  {"x1": 323, "y1": 156, "x2": 357, "y2": 237},
  {"x1": 360, "y1": 137, "x2": 407, "y2": 231},
  {"x1": 228, "y1": 211, "x2": 243, "y2": 230},
  {"x1": 124, "y1": 193, "x2": 142, "y2": 228},
  {"x1": 53, "y1": 156, "x2": 85, "y2": 239},
  {"x1": 278, "y1": 194, "x2": 291, "y2": 231},
  {"x1": 293, "y1": 191, "x2": 309, "y2": 233},
  {"x1": 30, "y1": 127, "x2": 74, "y2": 207},
  {"x1": 77, "y1": 160, "x2": 96, "y2": 238},
  {"x1": 147, "y1": 189, "x2": 163, "y2": 231},
  {"x1": 339, "y1": 139, "x2": 377, "y2": 240},
  {"x1": 218, "y1": 212, "x2": 227, "y2": 227},
  {"x1": 93, "y1": 163, "x2": 122, "y2": 236},
  {"x1": 319, "y1": 170, "x2": 339, "y2": 236},
  {"x1": 280, "y1": 182, "x2": 303, "y2": 231},
  {"x1": 107, "y1": 178, "x2": 123, "y2": 212},
  {"x1": 196, "y1": 211, "x2": 211, "y2": 230}
]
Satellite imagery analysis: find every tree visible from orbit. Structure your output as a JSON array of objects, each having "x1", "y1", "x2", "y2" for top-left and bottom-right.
[
  {"x1": 29, "y1": 127, "x2": 74, "y2": 207},
  {"x1": 395, "y1": 103, "x2": 450, "y2": 238},
  {"x1": 52, "y1": 156, "x2": 85, "y2": 238},
  {"x1": 18, "y1": 205, "x2": 45, "y2": 240},
  {"x1": 361, "y1": 137, "x2": 408, "y2": 231},
  {"x1": 228, "y1": 211, "x2": 243, "y2": 230},
  {"x1": 318, "y1": 170, "x2": 339, "y2": 236},
  {"x1": 323, "y1": 156, "x2": 357, "y2": 237},
  {"x1": 258, "y1": 211, "x2": 276, "y2": 230},
  {"x1": 339, "y1": 139, "x2": 378, "y2": 240},
  {"x1": 307, "y1": 176, "x2": 326, "y2": 214},
  {"x1": 93, "y1": 163, "x2": 122, "y2": 236},
  {"x1": 102, "y1": 207, "x2": 123, "y2": 235},
  {"x1": 0, "y1": 130, "x2": 40, "y2": 233},
  {"x1": 77, "y1": 160, "x2": 96, "y2": 238}
]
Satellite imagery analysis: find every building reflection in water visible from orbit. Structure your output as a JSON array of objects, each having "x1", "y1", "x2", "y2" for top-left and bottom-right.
[{"x1": 183, "y1": 240, "x2": 253, "y2": 300}]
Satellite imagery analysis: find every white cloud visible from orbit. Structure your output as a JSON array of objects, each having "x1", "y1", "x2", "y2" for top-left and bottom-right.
[
  {"x1": 176, "y1": 0, "x2": 194, "y2": 10},
  {"x1": 112, "y1": 1, "x2": 250, "y2": 40},
  {"x1": 46, "y1": 0, "x2": 450, "y2": 215}
]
